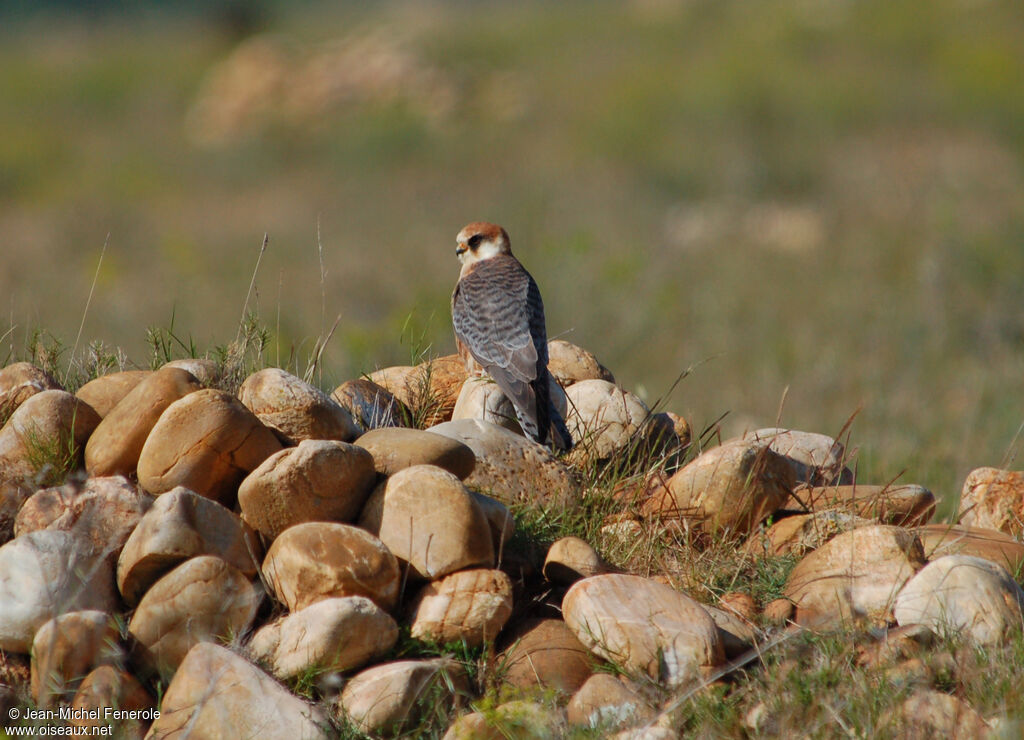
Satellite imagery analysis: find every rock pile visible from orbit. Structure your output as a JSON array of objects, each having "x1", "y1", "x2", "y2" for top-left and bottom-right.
[{"x1": 0, "y1": 342, "x2": 1021, "y2": 738}]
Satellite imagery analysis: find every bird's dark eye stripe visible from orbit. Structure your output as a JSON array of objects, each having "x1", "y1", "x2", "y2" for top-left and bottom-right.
[{"x1": 468, "y1": 234, "x2": 483, "y2": 248}]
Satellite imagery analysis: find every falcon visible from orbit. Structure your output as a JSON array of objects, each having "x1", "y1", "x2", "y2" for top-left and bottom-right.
[{"x1": 451, "y1": 222, "x2": 573, "y2": 452}]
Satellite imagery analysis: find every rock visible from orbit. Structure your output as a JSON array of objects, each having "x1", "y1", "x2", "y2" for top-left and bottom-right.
[
  {"x1": 915, "y1": 523, "x2": 1024, "y2": 574},
  {"x1": 643, "y1": 439, "x2": 794, "y2": 537},
  {"x1": 84, "y1": 367, "x2": 202, "y2": 477},
  {"x1": 543, "y1": 537, "x2": 609, "y2": 585},
  {"x1": 74, "y1": 370, "x2": 151, "y2": 419},
  {"x1": 567, "y1": 673, "x2": 655, "y2": 730},
  {"x1": 790, "y1": 484, "x2": 935, "y2": 526},
  {"x1": 958, "y1": 467, "x2": 1024, "y2": 537},
  {"x1": 249, "y1": 596, "x2": 398, "y2": 680},
  {"x1": 428, "y1": 419, "x2": 579, "y2": 508},
  {"x1": 358, "y1": 465, "x2": 493, "y2": 581},
  {"x1": 470, "y1": 491, "x2": 516, "y2": 555},
  {"x1": 408, "y1": 569, "x2": 513, "y2": 647},
  {"x1": 564, "y1": 379, "x2": 649, "y2": 462},
  {"x1": 161, "y1": 358, "x2": 220, "y2": 387},
  {"x1": 117, "y1": 486, "x2": 261, "y2": 607},
  {"x1": 451, "y1": 376, "x2": 521, "y2": 433},
  {"x1": 31, "y1": 610, "x2": 121, "y2": 707},
  {"x1": 147, "y1": 642, "x2": 329, "y2": 739},
  {"x1": 741, "y1": 428, "x2": 851, "y2": 487},
  {"x1": 445, "y1": 702, "x2": 566, "y2": 740},
  {"x1": 70, "y1": 666, "x2": 153, "y2": 739},
  {"x1": 238, "y1": 439, "x2": 376, "y2": 540},
  {"x1": 885, "y1": 689, "x2": 990, "y2": 738},
  {"x1": 369, "y1": 355, "x2": 468, "y2": 427},
  {"x1": 894, "y1": 555, "x2": 1024, "y2": 646},
  {"x1": 744, "y1": 510, "x2": 875, "y2": 558},
  {"x1": 703, "y1": 604, "x2": 758, "y2": 660},
  {"x1": 0, "y1": 362, "x2": 61, "y2": 416},
  {"x1": 0, "y1": 530, "x2": 118, "y2": 653},
  {"x1": 14, "y1": 476, "x2": 152, "y2": 566},
  {"x1": 0, "y1": 478, "x2": 33, "y2": 545},
  {"x1": 355, "y1": 427, "x2": 475, "y2": 478},
  {"x1": 238, "y1": 368, "x2": 360, "y2": 444},
  {"x1": 136, "y1": 388, "x2": 282, "y2": 506},
  {"x1": 262, "y1": 522, "x2": 400, "y2": 612},
  {"x1": 762, "y1": 599, "x2": 794, "y2": 626},
  {"x1": 718, "y1": 592, "x2": 758, "y2": 622},
  {"x1": 338, "y1": 658, "x2": 469, "y2": 736},
  {"x1": 331, "y1": 378, "x2": 409, "y2": 431},
  {"x1": 784, "y1": 525, "x2": 926, "y2": 627},
  {"x1": 563, "y1": 574, "x2": 724, "y2": 688},
  {"x1": 546, "y1": 340, "x2": 614, "y2": 386},
  {"x1": 127, "y1": 555, "x2": 262, "y2": 675},
  {"x1": 500, "y1": 618, "x2": 595, "y2": 695},
  {"x1": 0, "y1": 390, "x2": 100, "y2": 480}
]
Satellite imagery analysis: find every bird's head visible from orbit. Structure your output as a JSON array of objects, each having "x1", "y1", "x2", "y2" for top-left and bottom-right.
[{"x1": 455, "y1": 222, "x2": 511, "y2": 266}]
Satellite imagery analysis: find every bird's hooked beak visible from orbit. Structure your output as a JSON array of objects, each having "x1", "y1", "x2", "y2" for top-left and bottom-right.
[{"x1": 455, "y1": 242, "x2": 468, "y2": 257}]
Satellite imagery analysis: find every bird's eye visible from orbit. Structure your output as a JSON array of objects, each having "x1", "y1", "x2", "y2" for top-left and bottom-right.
[{"x1": 468, "y1": 234, "x2": 483, "y2": 249}]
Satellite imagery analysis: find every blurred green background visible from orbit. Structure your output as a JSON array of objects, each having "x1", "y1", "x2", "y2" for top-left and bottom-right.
[{"x1": 1, "y1": 0, "x2": 1022, "y2": 512}]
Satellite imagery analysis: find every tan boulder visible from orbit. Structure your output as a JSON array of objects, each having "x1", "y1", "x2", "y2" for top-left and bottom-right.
[
  {"x1": 355, "y1": 427, "x2": 475, "y2": 478},
  {"x1": 369, "y1": 354, "x2": 467, "y2": 427},
  {"x1": 331, "y1": 378, "x2": 409, "y2": 431},
  {"x1": 546, "y1": 340, "x2": 614, "y2": 386},
  {"x1": 0, "y1": 530, "x2": 118, "y2": 653},
  {"x1": 564, "y1": 379, "x2": 649, "y2": 463},
  {"x1": 719, "y1": 591, "x2": 758, "y2": 622},
  {"x1": 428, "y1": 419, "x2": 580, "y2": 508},
  {"x1": 563, "y1": 574, "x2": 724, "y2": 688},
  {"x1": 249, "y1": 596, "x2": 398, "y2": 680},
  {"x1": 238, "y1": 367, "x2": 359, "y2": 444},
  {"x1": 784, "y1": 525, "x2": 926, "y2": 627},
  {"x1": 136, "y1": 388, "x2": 282, "y2": 506},
  {"x1": 262, "y1": 521, "x2": 400, "y2": 612},
  {"x1": 744, "y1": 510, "x2": 875, "y2": 558},
  {"x1": 500, "y1": 618, "x2": 595, "y2": 695},
  {"x1": 84, "y1": 367, "x2": 201, "y2": 477},
  {"x1": 790, "y1": 484, "x2": 935, "y2": 526},
  {"x1": 451, "y1": 376, "x2": 521, "y2": 433},
  {"x1": 543, "y1": 536, "x2": 610, "y2": 585},
  {"x1": 0, "y1": 390, "x2": 100, "y2": 480},
  {"x1": 742, "y1": 428, "x2": 851, "y2": 487},
  {"x1": 70, "y1": 666, "x2": 153, "y2": 739},
  {"x1": 0, "y1": 362, "x2": 61, "y2": 417},
  {"x1": 885, "y1": 689, "x2": 990, "y2": 738},
  {"x1": 643, "y1": 439, "x2": 794, "y2": 537},
  {"x1": 161, "y1": 358, "x2": 220, "y2": 386},
  {"x1": 358, "y1": 465, "x2": 493, "y2": 581},
  {"x1": 958, "y1": 466, "x2": 1024, "y2": 537},
  {"x1": 408, "y1": 569, "x2": 513, "y2": 647},
  {"x1": 470, "y1": 491, "x2": 516, "y2": 555},
  {"x1": 444, "y1": 702, "x2": 566, "y2": 740},
  {"x1": 146, "y1": 642, "x2": 329, "y2": 739},
  {"x1": 117, "y1": 486, "x2": 261, "y2": 607},
  {"x1": 915, "y1": 523, "x2": 1024, "y2": 574},
  {"x1": 31, "y1": 610, "x2": 121, "y2": 707},
  {"x1": 127, "y1": 555, "x2": 262, "y2": 675},
  {"x1": 75, "y1": 370, "x2": 151, "y2": 419},
  {"x1": 14, "y1": 476, "x2": 152, "y2": 566},
  {"x1": 894, "y1": 555, "x2": 1024, "y2": 646},
  {"x1": 238, "y1": 439, "x2": 376, "y2": 540},
  {"x1": 567, "y1": 673, "x2": 655, "y2": 730},
  {"x1": 338, "y1": 658, "x2": 469, "y2": 736}
]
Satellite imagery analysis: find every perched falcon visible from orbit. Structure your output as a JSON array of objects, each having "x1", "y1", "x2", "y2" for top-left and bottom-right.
[{"x1": 451, "y1": 222, "x2": 573, "y2": 452}]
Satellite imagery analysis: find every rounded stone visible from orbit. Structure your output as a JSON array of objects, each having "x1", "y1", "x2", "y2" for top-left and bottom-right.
[
  {"x1": 563, "y1": 574, "x2": 724, "y2": 688},
  {"x1": 136, "y1": 388, "x2": 282, "y2": 506},
  {"x1": 84, "y1": 367, "x2": 202, "y2": 477},
  {"x1": 74, "y1": 370, "x2": 151, "y2": 419},
  {"x1": 238, "y1": 439, "x2": 377, "y2": 541},
  {"x1": 357, "y1": 465, "x2": 493, "y2": 581},
  {"x1": 914, "y1": 523, "x2": 1024, "y2": 574},
  {"x1": 69, "y1": 666, "x2": 153, "y2": 737},
  {"x1": 790, "y1": 484, "x2": 936, "y2": 527},
  {"x1": 408, "y1": 568, "x2": 513, "y2": 647},
  {"x1": 564, "y1": 379, "x2": 649, "y2": 463},
  {"x1": 161, "y1": 358, "x2": 220, "y2": 387},
  {"x1": 238, "y1": 367, "x2": 360, "y2": 444},
  {"x1": 262, "y1": 522, "x2": 400, "y2": 612},
  {"x1": 331, "y1": 378, "x2": 409, "y2": 432},
  {"x1": 0, "y1": 362, "x2": 61, "y2": 416},
  {"x1": 567, "y1": 673, "x2": 655, "y2": 730},
  {"x1": 117, "y1": 486, "x2": 262, "y2": 607},
  {"x1": 741, "y1": 428, "x2": 851, "y2": 487},
  {"x1": 500, "y1": 618, "x2": 595, "y2": 695},
  {"x1": 958, "y1": 467, "x2": 1024, "y2": 537},
  {"x1": 546, "y1": 340, "x2": 614, "y2": 386},
  {"x1": 127, "y1": 555, "x2": 262, "y2": 675},
  {"x1": 368, "y1": 355, "x2": 467, "y2": 428},
  {"x1": 31, "y1": 610, "x2": 121, "y2": 707},
  {"x1": 355, "y1": 427, "x2": 475, "y2": 479},
  {"x1": 0, "y1": 390, "x2": 100, "y2": 480},
  {"x1": 543, "y1": 537, "x2": 609, "y2": 585}
]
